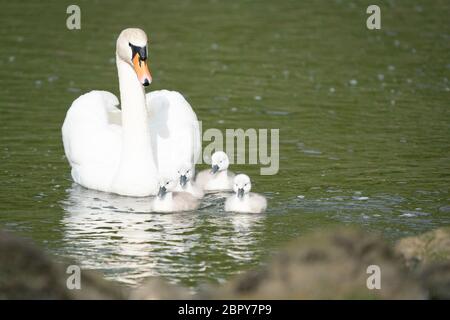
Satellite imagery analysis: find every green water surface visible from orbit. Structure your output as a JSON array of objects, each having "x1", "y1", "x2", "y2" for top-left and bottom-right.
[{"x1": 0, "y1": 0, "x2": 449, "y2": 288}]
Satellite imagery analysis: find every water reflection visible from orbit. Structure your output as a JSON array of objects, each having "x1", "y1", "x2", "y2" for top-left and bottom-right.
[{"x1": 60, "y1": 184, "x2": 265, "y2": 286}]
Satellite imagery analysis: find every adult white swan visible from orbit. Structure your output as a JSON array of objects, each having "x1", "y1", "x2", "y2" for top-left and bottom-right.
[{"x1": 62, "y1": 28, "x2": 200, "y2": 197}]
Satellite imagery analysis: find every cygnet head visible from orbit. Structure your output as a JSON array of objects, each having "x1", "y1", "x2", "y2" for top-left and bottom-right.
[
  {"x1": 177, "y1": 164, "x2": 193, "y2": 188},
  {"x1": 233, "y1": 174, "x2": 252, "y2": 198},
  {"x1": 157, "y1": 176, "x2": 178, "y2": 199},
  {"x1": 211, "y1": 151, "x2": 229, "y2": 174},
  {"x1": 116, "y1": 28, "x2": 152, "y2": 86}
]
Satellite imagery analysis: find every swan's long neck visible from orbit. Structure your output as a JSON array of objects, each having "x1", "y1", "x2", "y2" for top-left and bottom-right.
[
  {"x1": 117, "y1": 56, "x2": 150, "y2": 154},
  {"x1": 112, "y1": 56, "x2": 156, "y2": 193}
]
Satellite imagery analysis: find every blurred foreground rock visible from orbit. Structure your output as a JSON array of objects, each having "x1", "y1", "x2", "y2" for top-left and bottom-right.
[
  {"x1": 396, "y1": 227, "x2": 450, "y2": 269},
  {"x1": 203, "y1": 228, "x2": 425, "y2": 299},
  {"x1": 0, "y1": 231, "x2": 126, "y2": 299},
  {"x1": 1, "y1": 227, "x2": 449, "y2": 299},
  {"x1": 396, "y1": 227, "x2": 450, "y2": 299},
  {"x1": 130, "y1": 278, "x2": 191, "y2": 300}
]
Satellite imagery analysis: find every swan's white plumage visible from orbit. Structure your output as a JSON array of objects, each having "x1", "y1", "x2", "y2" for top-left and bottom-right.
[
  {"x1": 62, "y1": 89, "x2": 200, "y2": 196},
  {"x1": 196, "y1": 151, "x2": 234, "y2": 192},
  {"x1": 146, "y1": 90, "x2": 200, "y2": 177},
  {"x1": 174, "y1": 164, "x2": 204, "y2": 199},
  {"x1": 62, "y1": 90, "x2": 122, "y2": 192},
  {"x1": 225, "y1": 193, "x2": 267, "y2": 213},
  {"x1": 151, "y1": 177, "x2": 200, "y2": 212},
  {"x1": 176, "y1": 181, "x2": 204, "y2": 199},
  {"x1": 62, "y1": 28, "x2": 200, "y2": 197},
  {"x1": 151, "y1": 192, "x2": 200, "y2": 213},
  {"x1": 196, "y1": 170, "x2": 234, "y2": 192},
  {"x1": 224, "y1": 174, "x2": 267, "y2": 213}
]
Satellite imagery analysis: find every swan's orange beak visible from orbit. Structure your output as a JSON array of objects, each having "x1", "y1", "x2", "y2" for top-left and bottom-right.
[{"x1": 132, "y1": 54, "x2": 152, "y2": 86}]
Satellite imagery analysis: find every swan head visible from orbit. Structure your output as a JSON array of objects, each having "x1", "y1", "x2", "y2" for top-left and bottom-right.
[
  {"x1": 177, "y1": 164, "x2": 193, "y2": 188},
  {"x1": 211, "y1": 151, "x2": 229, "y2": 174},
  {"x1": 116, "y1": 28, "x2": 152, "y2": 86},
  {"x1": 157, "y1": 176, "x2": 178, "y2": 199},
  {"x1": 233, "y1": 174, "x2": 252, "y2": 199}
]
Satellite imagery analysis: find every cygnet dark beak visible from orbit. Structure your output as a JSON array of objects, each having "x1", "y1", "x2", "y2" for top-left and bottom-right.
[
  {"x1": 211, "y1": 165, "x2": 219, "y2": 174},
  {"x1": 180, "y1": 175, "x2": 188, "y2": 187},
  {"x1": 157, "y1": 186, "x2": 167, "y2": 198}
]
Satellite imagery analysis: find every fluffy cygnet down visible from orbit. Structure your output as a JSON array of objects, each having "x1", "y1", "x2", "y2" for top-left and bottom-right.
[
  {"x1": 174, "y1": 164, "x2": 204, "y2": 199},
  {"x1": 225, "y1": 174, "x2": 267, "y2": 213},
  {"x1": 151, "y1": 177, "x2": 200, "y2": 213},
  {"x1": 196, "y1": 151, "x2": 235, "y2": 192}
]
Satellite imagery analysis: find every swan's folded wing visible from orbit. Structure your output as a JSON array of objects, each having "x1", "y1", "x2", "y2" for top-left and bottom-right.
[
  {"x1": 145, "y1": 90, "x2": 201, "y2": 173},
  {"x1": 62, "y1": 90, "x2": 122, "y2": 174}
]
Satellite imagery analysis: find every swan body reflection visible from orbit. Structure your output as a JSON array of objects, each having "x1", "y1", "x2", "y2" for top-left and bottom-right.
[{"x1": 60, "y1": 184, "x2": 265, "y2": 286}]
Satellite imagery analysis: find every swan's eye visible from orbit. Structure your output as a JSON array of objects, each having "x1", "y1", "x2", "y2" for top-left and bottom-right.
[{"x1": 129, "y1": 43, "x2": 148, "y2": 61}]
